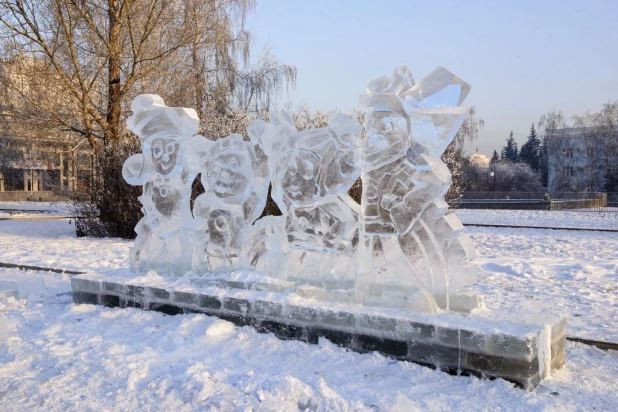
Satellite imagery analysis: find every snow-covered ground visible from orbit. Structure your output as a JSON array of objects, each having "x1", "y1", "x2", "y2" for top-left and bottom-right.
[
  {"x1": 458, "y1": 209, "x2": 618, "y2": 230},
  {"x1": 0, "y1": 207, "x2": 617, "y2": 410},
  {"x1": 469, "y1": 226, "x2": 617, "y2": 343},
  {"x1": 0, "y1": 201, "x2": 73, "y2": 218},
  {"x1": 1, "y1": 295, "x2": 616, "y2": 411}
]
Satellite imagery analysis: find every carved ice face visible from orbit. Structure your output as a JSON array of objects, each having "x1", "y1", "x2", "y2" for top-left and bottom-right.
[
  {"x1": 151, "y1": 137, "x2": 180, "y2": 175},
  {"x1": 206, "y1": 151, "x2": 251, "y2": 199},
  {"x1": 281, "y1": 149, "x2": 320, "y2": 204}
]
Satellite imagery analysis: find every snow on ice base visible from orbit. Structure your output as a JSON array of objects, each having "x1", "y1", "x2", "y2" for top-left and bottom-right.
[{"x1": 71, "y1": 271, "x2": 567, "y2": 389}]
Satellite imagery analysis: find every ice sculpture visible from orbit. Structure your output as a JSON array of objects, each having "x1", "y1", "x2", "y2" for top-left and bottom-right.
[
  {"x1": 354, "y1": 66, "x2": 477, "y2": 312},
  {"x1": 123, "y1": 65, "x2": 480, "y2": 313},
  {"x1": 123, "y1": 95, "x2": 199, "y2": 276},
  {"x1": 190, "y1": 132, "x2": 271, "y2": 273},
  {"x1": 260, "y1": 110, "x2": 362, "y2": 289}
]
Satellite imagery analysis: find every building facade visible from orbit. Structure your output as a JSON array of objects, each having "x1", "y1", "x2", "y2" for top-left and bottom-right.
[
  {"x1": 546, "y1": 127, "x2": 618, "y2": 192},
  {"x1": 0, "y1": 118, "x2": 93, "y2": 196},
  {"x1": 468, "y1": 153, "x2": 490, "y2": 168},
  {"x1": 0, "y1": 57, "x2": 93, "y2": 200}
]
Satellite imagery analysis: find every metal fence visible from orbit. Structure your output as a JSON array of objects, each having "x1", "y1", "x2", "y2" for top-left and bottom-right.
[{"x1": 454, "y1": 192, "x2": 618, "y2": 212}]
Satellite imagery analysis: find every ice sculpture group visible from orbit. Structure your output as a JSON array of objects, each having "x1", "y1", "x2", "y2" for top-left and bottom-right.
[{"x1": 122, "y1": 66, "x2": 480, "y2": 313}]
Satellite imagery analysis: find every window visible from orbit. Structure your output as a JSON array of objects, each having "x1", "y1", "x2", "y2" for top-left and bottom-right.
[
  {"x1": 562, "y1": 148, "x2": 574, "y2": 158},
  {"x1": 587, "y1": 147, "x2": 593, "y2": 158},
  {"x1": 565, "y1": 167, "x2": 574, "y2": 177}
]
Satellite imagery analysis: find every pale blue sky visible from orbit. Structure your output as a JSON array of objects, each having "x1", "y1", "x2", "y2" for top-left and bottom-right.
[{"x1": 246, "y1": 0, "x2": 618, "y2": 155}]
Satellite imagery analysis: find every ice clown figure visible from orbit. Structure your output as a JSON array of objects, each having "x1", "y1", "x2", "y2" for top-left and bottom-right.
[
  {"x1": 122, "y1": 94, "x2": 199, "y2": 276},
  {"x1": 355, "y1": 66, "x2": 479, "y2": 312},
  {"x1": 262, "y1": 110, "x2": 362, "y2": 288},
  {"x1": 190, "y1": 131, "x2": 271, "y2": 273}
]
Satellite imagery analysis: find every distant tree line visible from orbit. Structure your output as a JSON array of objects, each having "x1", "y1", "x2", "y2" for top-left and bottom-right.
[{"x1": 481, "y1": 101, "x2": 618, "y2": 193}]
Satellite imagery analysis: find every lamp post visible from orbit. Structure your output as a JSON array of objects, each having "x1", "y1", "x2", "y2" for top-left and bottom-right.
[
  {"x1": 29, "y1": 146, "x2": 38, "y2": 193},
  {"x1": 490, "y1": 169, "x2": 496, "y2": 191}
]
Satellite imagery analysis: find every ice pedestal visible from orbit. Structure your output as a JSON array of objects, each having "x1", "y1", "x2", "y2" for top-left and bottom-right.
[{"x1": 71, "y1": 272, "x2": 566, "y2": 389}]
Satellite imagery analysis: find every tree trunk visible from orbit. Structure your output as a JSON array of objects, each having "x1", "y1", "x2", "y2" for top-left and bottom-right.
[{"x1": 107, "y1": 0, "x2": 122, "y2": 146}]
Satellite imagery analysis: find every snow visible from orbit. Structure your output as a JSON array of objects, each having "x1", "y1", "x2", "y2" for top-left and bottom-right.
[
  {"x1": 0, "y1": 202, "x2": 73, "y2": 219},
  {"x1": 0, "y1": 205, "x2": 617, "y2": 410},
  {"x1": 458, "y1": 209, "x2": 618, "y2": 230},
  {"x1": 469, "y1": 226, "x2": 618, "y2": 343},
  {"x1": 1, "y1": 294, "x2": 617, "y2": 410},
  {"x1": 0, "y1": 219, "x2": 130, "y2": 273},
  {"x1": 0, "y1": 271, "x2": 47, "y2": 299}
]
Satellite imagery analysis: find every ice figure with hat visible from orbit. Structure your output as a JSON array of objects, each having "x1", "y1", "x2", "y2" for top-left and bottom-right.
[
  {"x1": 122, "y1": 94, "x2": 200, "y2": 276},
  {"x1": 261, "y1": 109, "x2": 362, "y2": 289},
  {"x1": 354, "y1": 66, "x2": 479, "y2": 312},
  {"x1": 189, "y1": 126, "x2": 272, "y2": 274}
]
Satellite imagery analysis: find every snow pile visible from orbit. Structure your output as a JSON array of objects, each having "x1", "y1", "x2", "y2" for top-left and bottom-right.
[
  {"x1": 469, "y1": 225, "x2": 618, "y2": 343},
  {"x1": 0, "y1": 219, "x2": 130, "y2": 273},
  {"x1": 205, "y1": 319, "x2": 236, "y2": 340}
]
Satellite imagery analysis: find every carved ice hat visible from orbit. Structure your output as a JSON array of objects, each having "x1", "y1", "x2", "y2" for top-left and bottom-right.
[
  {"x1": 358, "y1": 66, "x2": 415, "y2": 117},
  {"x1": 359, "y1": 66, "x2": 472, "y2": 158},
  {"x1": 359, "y1": 65, "x2": 471, "y2": 115},
  {"x1": 127, "y1": 94, "x2": 199, "y2": 142}
]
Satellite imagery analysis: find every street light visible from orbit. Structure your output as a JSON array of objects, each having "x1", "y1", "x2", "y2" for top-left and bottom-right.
[
  {"x1": 489, "y1": 170, "x2": 496, "y2": 191},
  {"x1": 29, "y1": 146, "x2": 38, "y2": 193}
]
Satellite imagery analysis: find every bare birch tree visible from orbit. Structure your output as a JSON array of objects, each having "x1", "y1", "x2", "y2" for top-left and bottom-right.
[
  {"x1": 443, "y1": 106, "x2": 484, "y2": 204},
  {"x1": 0, "y1": 0, "x2": 295, "y2": 150},
  {"x1": 0, "y1": 0, "x2": 296, "y2": 237}
]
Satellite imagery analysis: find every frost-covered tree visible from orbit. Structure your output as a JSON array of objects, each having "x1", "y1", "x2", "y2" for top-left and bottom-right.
[
  {"x1": 463, "y1": 161, "x2": 543, "y2": 192},
  {"x1": 537, "y1": 110, "x2": 566, "y2": 188},
  {"x1": 443, "y1": 106, "x2": 484, "y2": 204}
]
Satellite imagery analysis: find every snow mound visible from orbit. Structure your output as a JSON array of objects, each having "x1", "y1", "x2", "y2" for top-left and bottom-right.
[{"x1": 205, "y1": 319, "x2": 236, "y2": 340}]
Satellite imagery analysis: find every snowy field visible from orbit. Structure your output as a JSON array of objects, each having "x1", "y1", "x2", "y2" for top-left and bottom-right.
[
  {"x1": 0, "y1": 201, "x2": 73, "y2": 219},
  {"x1": 458, "y1": 209, "x2": 618, "y2": 230},
  {"x1": 0, "y1": 208, "x2": 617, "y2": 410}
]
